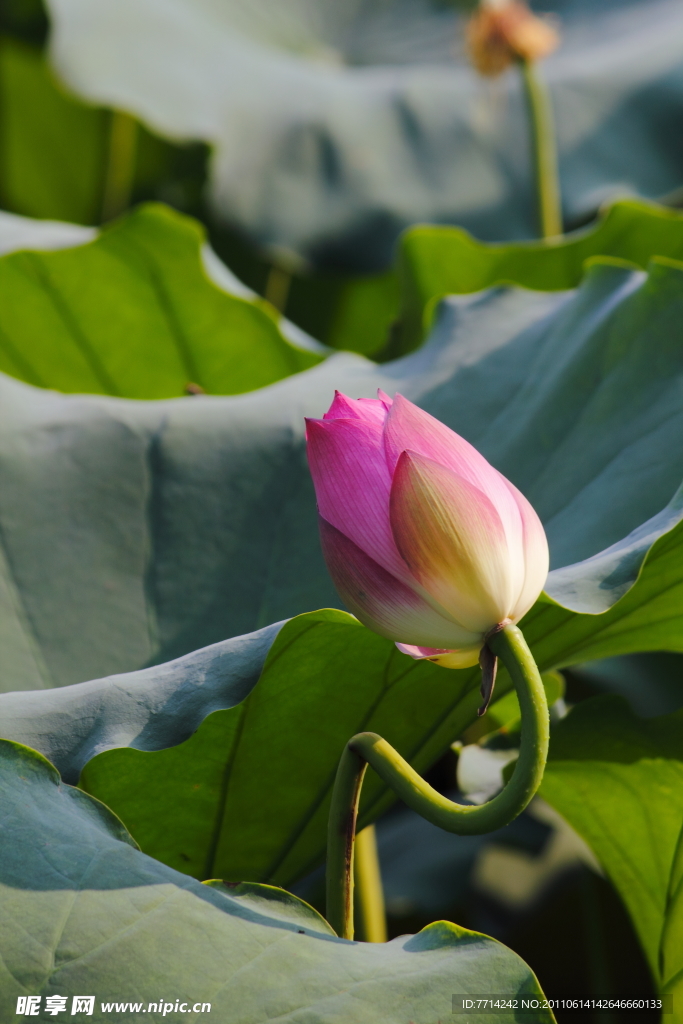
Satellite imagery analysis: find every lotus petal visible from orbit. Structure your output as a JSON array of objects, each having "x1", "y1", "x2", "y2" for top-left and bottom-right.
[
  {"x1": 319, "y1": 516, "x2": 478, "y2": 649},
  {"x1": 306, "y1": 414, "x2": 410, "y2": 583},
  {"x1": 395, "y1": 643, "x2": 482, "y2": 669},
  {"x1": 323, "y1": 389, "x2": 391, "y2": 425},
  {"x1": 504, "y1": 477, "x2": 550, "y2": 621},
  {"x1": 383, "y1": 395, "x2": 525, "y2": 561},
  {"x1": 390, "y1": 450, "x2": 516, "y2": 632}
]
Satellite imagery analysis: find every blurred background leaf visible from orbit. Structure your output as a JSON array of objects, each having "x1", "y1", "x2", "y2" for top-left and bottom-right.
[
  {"x1": 5, "y1": 1, "x2": 683, "y2": 356},
  {"x1": 41, "y1": 0, "x2": 683, "y2": 273},
  {"x1": 0, "y1": 37, "x2": 107, "y2": 223}
]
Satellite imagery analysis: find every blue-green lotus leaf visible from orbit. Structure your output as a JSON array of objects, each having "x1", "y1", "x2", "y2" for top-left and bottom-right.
[
  {"x1": 0, "y1": 738, "x2": 551, "y2": 1021},
  {"x1": 45, "y1": 0, "x2": 683, "y2": 270},
  {"x1": 0, "y1": 622, "x2": 283, "y2": 782}
]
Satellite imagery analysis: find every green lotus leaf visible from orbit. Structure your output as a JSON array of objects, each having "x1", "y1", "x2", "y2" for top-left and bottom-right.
[
  {"x1": 0, "y1": 739, "x2": 552, "y2": 1022},
  {"x1": 45, "y1": 0, "x2": 683, "y2": 271},
  {"x1": 4, "y1": 257, "x2": 683, "y2": 689},
  {"x1": 0, "y1": 201, "x2": 322, "y2": 398},
  {"x1": 540, "y1": 697, "x2": 683, "y2": 1014}
]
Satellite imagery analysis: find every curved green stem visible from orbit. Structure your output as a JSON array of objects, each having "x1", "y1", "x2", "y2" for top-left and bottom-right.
[
  {"x1": 520, "y1": 58, "x2": 562, "y2": 239},
  {"x1": 326, "y1": 623, "x2": 548, "y2": 939},
  {"x1": 326, "y1": 740, "x2": 367, "y2": 939}
]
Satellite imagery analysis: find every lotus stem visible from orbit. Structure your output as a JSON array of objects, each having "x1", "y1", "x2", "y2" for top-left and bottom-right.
[
  {"x1": 101, "y1": 110, "x2": 138, "y2": 223},
  {"x1": 353, "y1": 825, "x2": 387, "y2": 942},
  {"x1": 264, "y1": 264, "x2": 292, "y2": 313},
  {"x1": 520, "y1": 58, "x2": 562, "y2": 239},
  {"x1": 325, "y1": 622, "x2": 549, "y2": 939}
]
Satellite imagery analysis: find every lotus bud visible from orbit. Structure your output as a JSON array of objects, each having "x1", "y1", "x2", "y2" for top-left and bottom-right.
[
  {"x1": 305, "y1": 392, "x2": 549, "y2": 678},
  {"x1": 467, "y1": 0, "x2": 559, "y2": 77}
]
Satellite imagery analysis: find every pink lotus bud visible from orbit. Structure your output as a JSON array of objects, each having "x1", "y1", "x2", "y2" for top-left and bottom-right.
[{"x1": 306, "y1": 392, "x2": 548, "y2": 669}]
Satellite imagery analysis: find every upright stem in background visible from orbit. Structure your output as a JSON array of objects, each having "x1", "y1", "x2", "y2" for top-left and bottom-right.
[
  {"x1": 466, "y1": 1, "x2": 561, "y2": 237},
  {"x1": 264, "y1": 264, "x2": 292, "y2": 314},
  {"x1": 354, "y1": 825, "x2": 387, "y2": 943},
  {"x1": 326, "y1": 623, "x2": 549, "y2": 940},
  {"x1": 101, "y1": 111, "x2": 138, "y2": 223},
  {"x1": 520, "y1": 57, "x2": 562, "y2": 239}
]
